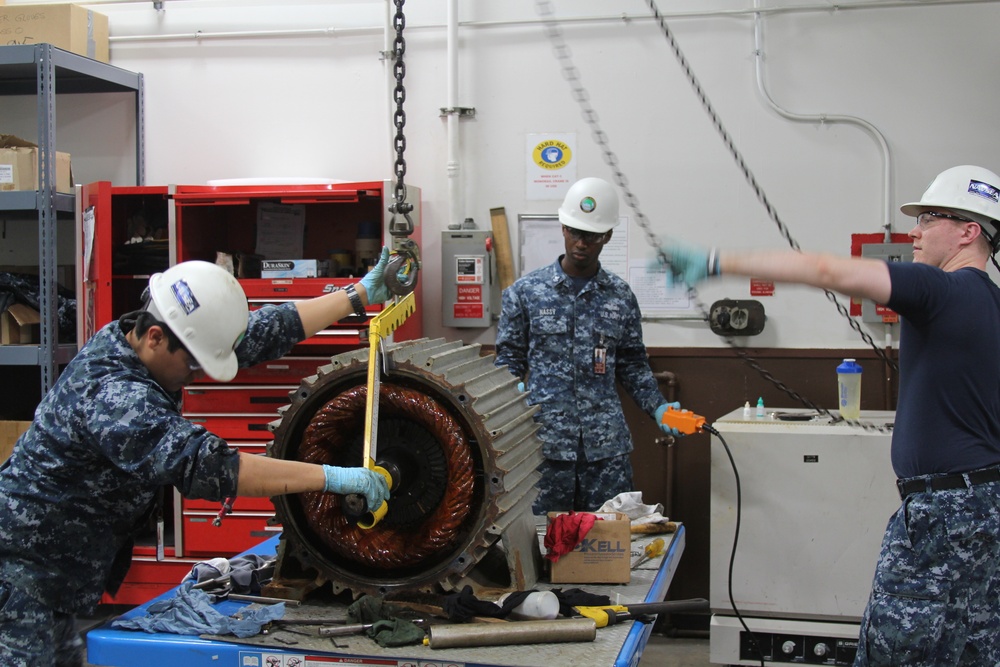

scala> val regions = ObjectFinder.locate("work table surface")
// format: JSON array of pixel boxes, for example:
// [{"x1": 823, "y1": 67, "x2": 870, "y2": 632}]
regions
[{"x1": 87, "y1": 525, "x2": 685, "y2": 667}]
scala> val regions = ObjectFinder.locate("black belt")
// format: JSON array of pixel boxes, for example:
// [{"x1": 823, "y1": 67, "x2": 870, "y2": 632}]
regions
[{"x1": 897, "y1": 466, "x2": 1000, "y2": 500}]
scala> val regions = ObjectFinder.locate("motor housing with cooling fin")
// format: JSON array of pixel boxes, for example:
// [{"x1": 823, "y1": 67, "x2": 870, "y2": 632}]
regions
[{"x1": 264, "y1": 337, "x2": 545, "y2": 601}]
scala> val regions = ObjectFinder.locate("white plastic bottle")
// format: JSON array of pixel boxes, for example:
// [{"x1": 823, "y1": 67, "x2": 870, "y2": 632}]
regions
[
  {"x1": 743, "y1": 401, "x2": 752, "y2": 419},
  {"x1": 837, "y1": 358, "x2": 863, "y2": 420}
]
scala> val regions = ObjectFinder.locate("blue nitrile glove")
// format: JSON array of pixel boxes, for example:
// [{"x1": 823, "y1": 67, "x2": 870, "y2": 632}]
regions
[
  {"x1": 655, "y1": 402, "x2": 685, "y2": 437},
  {"x1": 657, "y1": 242, "x2": 719, "y2": 289},
  {"x1": 360, "y1": 246, "x2": 391, "y2": 305},
  {"x1": 323, "y1": 465, "x2": 390, "y2": 509}
]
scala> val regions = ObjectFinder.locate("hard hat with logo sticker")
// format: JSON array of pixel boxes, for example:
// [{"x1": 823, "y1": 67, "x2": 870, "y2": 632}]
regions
[
  {"x1": 900, "y1": 165, "x2": 1000, "y2": 249},
  {"x1": 558, "y1": 177, "x2": 621, "y2": 234},
  {"x1": 145, "y1": 261, "x2": 249, "y2": 381}
]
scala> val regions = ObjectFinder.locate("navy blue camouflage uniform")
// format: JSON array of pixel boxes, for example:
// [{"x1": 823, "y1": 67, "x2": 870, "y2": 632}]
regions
[
  {"x1": 495, "y1": 257, "x2": 667, "y2": 514},
  {"x1": 0, "y1": 303, "x2": 303, "y2": 666},
  {"x1": 855, "y1": 262, "x2": 1000, "y2": 666}
]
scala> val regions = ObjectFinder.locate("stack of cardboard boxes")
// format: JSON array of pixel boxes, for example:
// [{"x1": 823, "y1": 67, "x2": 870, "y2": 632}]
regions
[
  {"x1": 0, "y1": 3, "x2": 109, "y2": 62},
  {"x1": 0, "y1": 3, "x2": 112, "y2": 193},
  {"x1": 0, "y1": 4, "x2": 109, "y2": 348}
]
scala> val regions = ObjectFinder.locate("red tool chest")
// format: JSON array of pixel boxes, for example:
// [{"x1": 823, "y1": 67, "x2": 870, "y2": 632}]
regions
[{"x1": 80, "y1": 180, "x2": 423, "y2": 604}]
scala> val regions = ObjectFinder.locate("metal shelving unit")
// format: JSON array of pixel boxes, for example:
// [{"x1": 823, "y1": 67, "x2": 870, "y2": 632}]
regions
[{"x1": 0, "y1": 44, "x2": 144, "y2": 398}]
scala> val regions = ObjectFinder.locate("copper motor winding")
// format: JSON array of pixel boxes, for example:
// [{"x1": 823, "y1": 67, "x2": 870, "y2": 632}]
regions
[{"x1": 297, "y1": 383, "x2": 474, "y2": 569}]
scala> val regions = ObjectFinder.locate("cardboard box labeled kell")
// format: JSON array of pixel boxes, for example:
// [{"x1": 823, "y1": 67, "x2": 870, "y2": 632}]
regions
[
  {"x1": 0, "y1": 421, "x2": 31, "y2": 465},
  {"x1": 261, "y1": 259, "x2": 319, "y2": 279},
  {"x1": 1, "y1": 303, "x2": 40, "y2": 345},
  {"x1": 0, "y1": 135, "x2": 72, "y2": 193},
  {"x1": 0, "y1": 3, "x2": 109, "y2": 63},
  {"x1": 547, "y1": 511, "x2": 631, "y2": 584}
]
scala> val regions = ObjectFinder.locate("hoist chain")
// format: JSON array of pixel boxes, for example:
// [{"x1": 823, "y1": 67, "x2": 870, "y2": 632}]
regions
[
  {"x1": 640, "y1": 0, "x2": 894, "y2": 373},
  {"x1": 385, "y1": 0, "x2": 420, "y2": 296},
  {"x1": 390, "y1": 0, "x2": 411, "y2": 219},
  {"x1": 536, "y1": 0, "x2": 894, "y2": 432}
]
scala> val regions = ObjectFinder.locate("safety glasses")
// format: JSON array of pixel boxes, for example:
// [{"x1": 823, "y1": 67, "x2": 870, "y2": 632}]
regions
[
  {"x1": 180, "y1": 346, "x2": 201, "y2": 372},
  {"x1": 562, "y1": 225, "x2": 608, "y2": 244},
  {"x1": 916, "y1": 211, "x2": 974, "y2": 229}
]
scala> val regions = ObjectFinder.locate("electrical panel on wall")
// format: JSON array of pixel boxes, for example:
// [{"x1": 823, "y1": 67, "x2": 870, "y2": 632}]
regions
[
  {"x1": 860, "y1": 242, "x2": 913, "y2": 323},
  {"x1": 441, "y1": 226, "x2": 501, "y2": 328}
]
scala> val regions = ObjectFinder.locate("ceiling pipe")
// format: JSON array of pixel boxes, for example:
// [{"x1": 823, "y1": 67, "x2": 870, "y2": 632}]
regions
[
  {"x1": 752, "y1": 0, "x2": 894, "y2": 236},
  {"x1": 107, "y1": 0, "x2": 1000, "y2": 43}
]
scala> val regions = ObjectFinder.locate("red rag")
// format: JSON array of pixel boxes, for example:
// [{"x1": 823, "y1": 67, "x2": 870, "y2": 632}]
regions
[{"x1": 543, "y1": 512, "x2": 599, "y2": 563}]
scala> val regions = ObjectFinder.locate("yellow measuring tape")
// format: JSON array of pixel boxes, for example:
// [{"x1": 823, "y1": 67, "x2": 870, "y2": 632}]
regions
[{"x1": 356, "y1": 291, "x2": 415, "y2": 529}]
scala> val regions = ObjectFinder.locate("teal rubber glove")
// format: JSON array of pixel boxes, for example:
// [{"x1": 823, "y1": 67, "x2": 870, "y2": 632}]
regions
[
  {"x1": 655, "y1": 401, "x2": 685, "y2": 437},
  {"x1": 360, "y1": 247, "x2": 391, "y2": 305},
  {"x1": 658, "y1": 242, "x2": 719, "y2": 288},
  {"x1": 322, "y1": 465, "x2": 390, "y2": 509}
]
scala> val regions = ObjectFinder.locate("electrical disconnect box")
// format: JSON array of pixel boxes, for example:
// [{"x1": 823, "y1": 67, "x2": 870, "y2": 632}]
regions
[
  {"x1": 442, "y1": 227, "x2": 501, "y2": 328},
  {"x1": 861, "y1": 243, "x2": 913, "y2": 323}
]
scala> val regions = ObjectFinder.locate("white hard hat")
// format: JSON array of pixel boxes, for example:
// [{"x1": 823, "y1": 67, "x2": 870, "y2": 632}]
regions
[
  {"x1": 900, "y1": 165, "x2": 1000, "y2": 247},
  {"x1": 558, "y1": 177, "x2": 621, "y2": 234},
  {"x1": 146, "y1": 261, "x2": 249, "y2": 381}
]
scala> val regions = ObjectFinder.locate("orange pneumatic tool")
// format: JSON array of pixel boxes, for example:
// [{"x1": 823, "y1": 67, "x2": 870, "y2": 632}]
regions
[{"x1": 659, "y1": 405, "x2": 707, "y2": 435}]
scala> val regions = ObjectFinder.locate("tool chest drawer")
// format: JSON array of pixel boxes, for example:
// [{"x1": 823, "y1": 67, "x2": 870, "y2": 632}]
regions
[
  {"x1": 182, "y1": 511, "x2": 280, "y2": 556},
  {"x1": 192, "y1": 356, "x2": 326, "y2": 385},
  {"x1": 246, "y1": 303, "x2": 367, "y2": 351},
  {"x1": 183, "y1": 385, "x2": 296, "y2": 413},
  {"x1": 184, "y1": 494, "x2": 275, "y2": 513},
  {"x1": 242, "y1": 277, "x2": 377, "y2": 302},
  {"x1": 185, "y1": 414, "x2": 276, "y2": 440}
]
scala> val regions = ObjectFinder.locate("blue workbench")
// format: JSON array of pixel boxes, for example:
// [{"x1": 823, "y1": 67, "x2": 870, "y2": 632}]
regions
[{"x1": 87, "y1": 525, "x2": 685, "y2": 667}]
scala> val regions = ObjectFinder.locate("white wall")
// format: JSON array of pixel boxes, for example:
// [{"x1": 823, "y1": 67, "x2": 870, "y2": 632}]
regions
[{"x1": 9, "y1": 0, "x2": 1000, "y2": 350}]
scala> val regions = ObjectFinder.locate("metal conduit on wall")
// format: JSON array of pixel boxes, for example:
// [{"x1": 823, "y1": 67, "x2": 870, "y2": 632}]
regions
[{"x1": 103, "y1": 0, "x2": 1000, "y2": 43}]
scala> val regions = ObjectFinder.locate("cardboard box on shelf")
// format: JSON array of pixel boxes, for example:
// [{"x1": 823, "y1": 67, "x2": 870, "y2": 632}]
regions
[
  {"x1": 0, "y1": 421, "x2": 31, "y2": 464},
  {"x1": 0, "y1": 3, "x2": 109, "y2": 63},
  {"x1": 547, "y1": 511, "x2": 631, "y2": 584},
  {"x1": 0, "y1": 135, "x2": 72, "y2": 193},
  {"x1": 1, "y1": 303, "x2": 40, "y2": 345}
]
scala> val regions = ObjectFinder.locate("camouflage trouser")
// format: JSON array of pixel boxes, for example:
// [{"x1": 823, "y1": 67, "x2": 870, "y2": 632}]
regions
[
  {"x1": 855, "y1": 477, "x2": 1000, "y2": 667},
  {"x1": 0, "y1": 580, "x2": 84, "y2": 667},
  {"x1": 532, "y1": 448, "x2": 633, "y2": 514}
]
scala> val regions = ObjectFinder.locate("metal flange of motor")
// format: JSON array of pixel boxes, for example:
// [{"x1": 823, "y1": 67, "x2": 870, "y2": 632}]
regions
[{"x1": 264, "y1": 337, "x2": 545, "y2": 600}]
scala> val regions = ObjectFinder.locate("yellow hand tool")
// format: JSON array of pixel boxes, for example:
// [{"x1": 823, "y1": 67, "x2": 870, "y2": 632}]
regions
[
  {"x1": 574, "y1": 598, "x2": 709, "y2": 629},
  {"x1": 631, "y1": 537, "x2": 665, "y2": 569},
  {"x1": 343, "y1": 290, "x2": 415, "y2": 529}
]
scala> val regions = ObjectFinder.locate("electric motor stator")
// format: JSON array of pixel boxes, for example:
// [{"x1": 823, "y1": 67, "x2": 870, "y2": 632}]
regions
[{"x1": 264, "y1": 338, "x2": 545, "y2": 600}]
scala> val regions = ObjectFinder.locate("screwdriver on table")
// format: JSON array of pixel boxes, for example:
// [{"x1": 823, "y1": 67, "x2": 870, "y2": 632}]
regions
[{"x1": 631, "y1": 537, "x2": 665, "y2": 569}]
